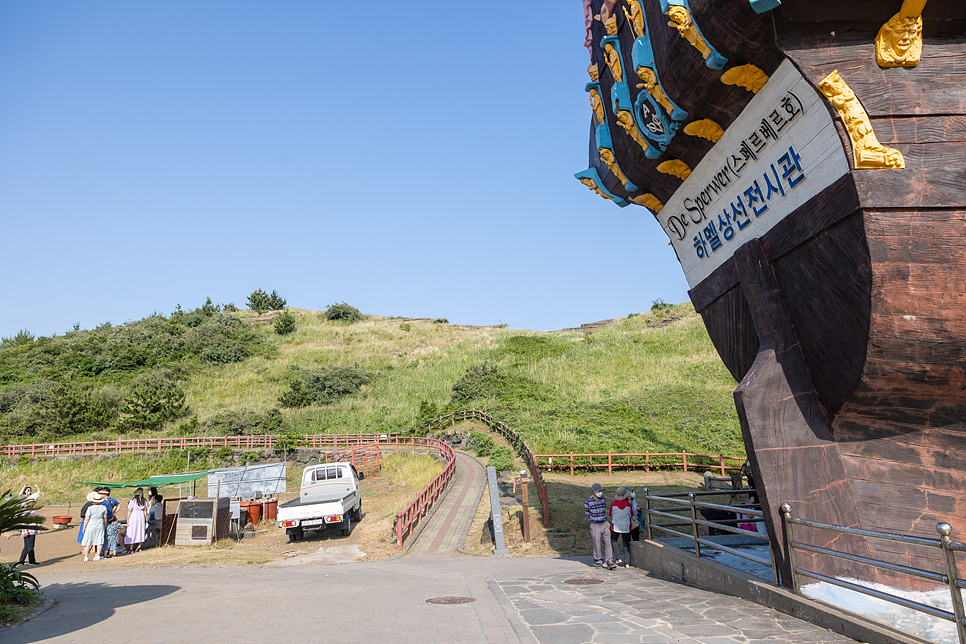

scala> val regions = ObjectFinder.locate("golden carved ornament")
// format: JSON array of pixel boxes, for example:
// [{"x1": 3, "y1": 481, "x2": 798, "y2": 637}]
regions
[
  {"x1": 622, "y1": 1, "x2": 645, "y2": 39},
  {"x1": 599, "y1": 147, "x2": 633, "y2": 187},
  {"x1": 634, "y1": 194, "x2": 664, "y2": 212},
  {"x1": 603, "y1": 14, "x2": 618, "y2": 36},
  {"x1": 876, "y1": 0, "x2": 926, "y2": 68},
  {"x1": 657, "y1": 159, "x2": 692, "y2": 180},
  {"x1": 578, "y1": 176, "x2": 614, "y2": 202},
  {"x1": 604, "y1": 43, "x2": 623, "y2": 83},
  {"x1": 587, "y1": 63, "x2": 599, "y2": 82},
  {"x1": 684, "y1": 119, "x2": 724, "y2": 143},
  {"x1": 818, "y1": 70, "x2": 904, "y2": 169},
  {"x1": 589, "y1": 89, "x2": 606, "y2": 126},
  {"x1": 720, "y1": 65, "x2": 769, "y2": 93},
  {"x1": 666, "y1": 6, "x2": 712, "y2": 61},
  {"x1": 616, "y1": 111, "x2": 650, "y2": 153},
  {"x1": 636, "y1": 67, "x2": 675, "y2": 116}
]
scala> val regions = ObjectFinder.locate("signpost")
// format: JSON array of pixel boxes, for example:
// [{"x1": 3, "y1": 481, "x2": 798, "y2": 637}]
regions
[
  {"x1": 487, "y1": 466, "x2": 509, "y2": 555},
  {"x1": 515, "y1": 471, "x2": 533, "y2": 543}
]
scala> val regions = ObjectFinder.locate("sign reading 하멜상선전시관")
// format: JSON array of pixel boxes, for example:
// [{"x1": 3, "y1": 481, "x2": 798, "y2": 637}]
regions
[{"x1": 660, "y1": 59, "x2": 850, "y2": 288}]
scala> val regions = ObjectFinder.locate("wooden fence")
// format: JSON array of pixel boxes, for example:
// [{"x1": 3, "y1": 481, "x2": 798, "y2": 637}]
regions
[
  {"x1": 532, "y1": 452, "x2": 746, "y2": 476},
  {"x1": 0, "y1": 434, "x2": 398, "y2": 457},
  {"x1": 393, "y1": 437, "x2": 457, "y2": 548},
  {"x1": 419, "y1": 409, "x2": 549, "y2": 526}
]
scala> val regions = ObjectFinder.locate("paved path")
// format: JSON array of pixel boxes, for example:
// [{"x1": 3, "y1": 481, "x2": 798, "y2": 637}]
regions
[
  {"x1": 6, "y1": 557, "x2": 859, "y2": 644},
  {"x1": 407, "y1": 451, "x2": 485, "y2": 558}
]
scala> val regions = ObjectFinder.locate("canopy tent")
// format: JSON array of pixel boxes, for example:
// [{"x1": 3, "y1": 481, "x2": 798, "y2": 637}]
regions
[{"x1": 76, "y1": 472, "x2": 210, "y2": 489}]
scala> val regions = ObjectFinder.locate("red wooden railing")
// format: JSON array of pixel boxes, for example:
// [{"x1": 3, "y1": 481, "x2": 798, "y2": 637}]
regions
[
  {"x1": 418, "y1": 409, "x2": 550, "y2": 527},
  {"x1": 393, "y1": 437, "x2": 457, "y2": 548},
  {"x1": 0, "y1": 433, "x2": 398, "y2": 457},
  {"x1": 532, "y1": 451, "x2": 746, "y2": 476}
]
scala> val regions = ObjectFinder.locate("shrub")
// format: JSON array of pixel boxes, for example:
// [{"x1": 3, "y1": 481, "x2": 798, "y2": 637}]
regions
[
  {"x1": 247, "y1": 289, "x2": 286, "y2": 313},
  {"x1": 273, "y1": 311, "x2": 297, "y2": 336},
  {"x1": 487, "y1": 446, "x2": 515, "y2": 473},
  {"x1": 651, "y1": 298, "x2": 670, "y2": 312},
  {"x1": 433, "y1": 318, "x2": 448, "y2": 324},
  {"x1": 120, "y1": 369, "x2": 190, "y2": 431},
  {"x1": 0, "y1": 330, "x2": 34, "y2": 349},
  {"x1": 399, "y1": 323, "x2": 411, "y2": 332},
  {"x1": 414, "y1": 400, "x2": 439, "y2": 429},
  {"x1": 223, "y1": 303, "x2": 238, "y2": 313},
  {"x1": 468, "y1": 430, "x2": 493, "y2": 457},
  {"x1": 323, "y1": 302, "x2": 363, "y2": 324},
  {"x1": 278, "y1": 366, "x2": 373, "y2": 408},
  {"x1": 202, "y1": 408, "x2": 286, "y2": 436}
]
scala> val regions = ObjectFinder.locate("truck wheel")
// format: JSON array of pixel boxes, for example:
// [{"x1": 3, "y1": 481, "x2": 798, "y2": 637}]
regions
[
  {"x1": 352, "y1": 501, "x2": 362, "y2": 522},
  {"x1": 288, "y1": 528, "x2": 303, "y2": 543},
  {"x1": 341, "y1": 515, "x2": 351, "y2": 536}
]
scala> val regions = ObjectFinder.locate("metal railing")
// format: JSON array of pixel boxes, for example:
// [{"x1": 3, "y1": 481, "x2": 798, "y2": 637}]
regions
[
  {"x1": 781, "y1": 503, "x2": 966, "y2": 644},
  {"x1": 643, "y1": 488, "x2": 778, "y2": 585}
]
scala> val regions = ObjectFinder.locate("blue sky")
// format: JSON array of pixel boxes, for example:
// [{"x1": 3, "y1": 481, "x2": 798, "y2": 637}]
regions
[{"x1": 0, "y1": 1, "x2": 689, "y2": 338}]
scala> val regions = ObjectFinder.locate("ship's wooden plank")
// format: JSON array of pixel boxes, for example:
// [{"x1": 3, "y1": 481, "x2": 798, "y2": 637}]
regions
[
  {"x1": 777, "y1": 37, "x2": 966, "y2": 117},
  {"x1": 853, "y1": 168, "x2": 966, "y2": 209},
  {"x1": 772, "y1": 214, "x2": 871, "y2": 415},
  {"x1": 696, "y1": 285, "x2": 758, "y2": 382},
  {"x1": 896, "y1": 142, "x2": 966, "y2": 170},
  {"x1": 851, "y1": 480, "x2": 965, "y2": 517},
  {"x1": 871, "y1": 116, "x2": 966, "y2": 145},
  {"x1": 840, "y1": 454, "x2": 966, "y2": 492},
  {"x1": 832, "y1": 435, "x2": 965, "y2": 472},
  {"x1": 689, "y1": 258, "x2": 738, "y2": 311}
]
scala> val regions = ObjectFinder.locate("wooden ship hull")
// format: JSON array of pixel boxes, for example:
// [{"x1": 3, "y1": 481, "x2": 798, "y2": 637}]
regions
[{"x1": 578, "y1": 0, "x2": 966, "y2": 587}]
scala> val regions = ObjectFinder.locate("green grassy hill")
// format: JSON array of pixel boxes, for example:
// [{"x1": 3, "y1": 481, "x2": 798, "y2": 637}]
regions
[{"x1": 0, "y1": 302, "x2": 745, "y2": 458}]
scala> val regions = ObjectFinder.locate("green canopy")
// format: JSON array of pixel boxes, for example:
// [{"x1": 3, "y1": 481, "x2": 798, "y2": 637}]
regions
[{"x1": 76, "y1": 472, "x2": 210, "y2": 489}]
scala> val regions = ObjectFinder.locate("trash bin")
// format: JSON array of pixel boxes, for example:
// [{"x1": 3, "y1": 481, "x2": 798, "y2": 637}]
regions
[
  {"x1": 240, "y1": 501, "x2": 261, "y2": 526},
  {"x1": 262, "y1": 498, "x2": 278, "y2": 521}
]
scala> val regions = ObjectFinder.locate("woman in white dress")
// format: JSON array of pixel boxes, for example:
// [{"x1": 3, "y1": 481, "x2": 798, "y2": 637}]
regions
[
  {"x1": 125, "y1": 488, "x2": 148, "y2": 552},
  {"x1": 81, "y1": 492, "x2": 107, "y2": 561}
]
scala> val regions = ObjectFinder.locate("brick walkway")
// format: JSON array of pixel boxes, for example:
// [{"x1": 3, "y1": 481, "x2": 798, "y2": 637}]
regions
[{"x1": 407, "y1": 451, "x2": 485, "y2": 557}]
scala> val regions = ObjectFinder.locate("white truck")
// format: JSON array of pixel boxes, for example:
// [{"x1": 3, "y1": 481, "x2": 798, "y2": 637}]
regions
[{"x1": 277, "y1": 462, "x2": 365, "y2": 542}]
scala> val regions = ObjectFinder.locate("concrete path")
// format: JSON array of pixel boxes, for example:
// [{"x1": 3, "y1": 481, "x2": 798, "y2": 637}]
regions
[
  {"x1": 406, "y1": 451, "x2": 485, "y2": 558},
  {"x1": 7, "y1": 556, "x2": 860, "y2": 644}
]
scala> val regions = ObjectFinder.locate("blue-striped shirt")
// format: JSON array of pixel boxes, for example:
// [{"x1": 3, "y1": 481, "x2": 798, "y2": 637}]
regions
[{"x1": 585, "y1": 494, "x2": 607, "y2": 522}]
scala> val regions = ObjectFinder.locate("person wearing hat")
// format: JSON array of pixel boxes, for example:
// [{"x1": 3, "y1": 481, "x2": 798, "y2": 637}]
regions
[
  {"x1": 81, "y1": 492, "x2": 108, "y2": 561},
  {"x1": 609, "y1": 487, "x2": 633, "y2": 568},
  {"x1": 125, "y1": 488, "x2": 148, "y2": 552},
  {"x1": 584, "y1": 483, "x2": 615, "y2": 569}
]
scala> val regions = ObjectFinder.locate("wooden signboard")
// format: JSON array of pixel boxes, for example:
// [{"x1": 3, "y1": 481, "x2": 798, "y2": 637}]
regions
[{"x1": 174, "y1": 497, "x2": 230, "y2": 547}]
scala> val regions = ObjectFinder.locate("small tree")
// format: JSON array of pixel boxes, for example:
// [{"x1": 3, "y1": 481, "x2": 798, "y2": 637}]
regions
[
  {"x1": 121, "y1": 369, "x2": 190, "y2": 431},
  {"x1": 323, "y1": 302, "x2": 363, "y2": 323},
  {"x1": 248, "y1": 289, "x2": 286, "y2": 314},
  {"x1": 274, "y1": 311, "x2": 297, "y2": 336}
]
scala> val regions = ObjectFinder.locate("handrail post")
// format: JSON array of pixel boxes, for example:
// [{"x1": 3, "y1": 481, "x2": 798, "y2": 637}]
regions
[
  {"x1": 938, "y1": 523, "x2": 966, "y2": 644},
  {"x1": 643, "y1": 488, "x2": 652, "y2": 540},
  {"x1": 683, "y1": 452, "x2": 688, "y2": 472},
  {"x1": 608, "y1": 452, "x2": 612, "y2": 475},
  {"x1": 781, "y1": 503, "x2": 800, "y2": 593},
  {"x1": 689, "y1": 493, "x2": 701, "y2": 558},
  {"x1": 719, "y1": 454, "x2": 725, "y2": 476}
]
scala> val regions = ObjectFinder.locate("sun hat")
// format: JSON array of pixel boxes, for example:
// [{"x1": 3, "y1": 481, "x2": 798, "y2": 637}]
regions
[
  {"x1": 86, "y1": 491, "x2": 104, "y2": 503},
  {"x1": 591, "y1": 483, "x2": 604, "y2": 491},
  {"x1": 615, "y1": 486, "x2": 628, "y2": 500}
]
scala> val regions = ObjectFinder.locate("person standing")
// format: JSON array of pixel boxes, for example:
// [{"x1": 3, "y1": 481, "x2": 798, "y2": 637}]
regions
[
  {"x1": 584, "y1": 483, "x2": 615, "y2": 570},
  {"x1": 609, "y1": 487, "x2": 633, "y2": 567},
  {"x1": 81, "y1": 492, "x2": 107, "y2": 561},
  {"x1": 629, "y1": 489, "x2": 641, "y2": 541},
  {"x1": 125, "y1": 488, "x2": 148, "y2": 552},
  {"x1": 17, "y1": 503, "x2": 40, "y2": 566}
]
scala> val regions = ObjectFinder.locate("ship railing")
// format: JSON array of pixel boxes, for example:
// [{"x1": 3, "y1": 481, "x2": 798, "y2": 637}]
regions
[
  {"x1": 642, "y1": 488, "x2": 778, "y2": 585},
  {"x1": 780, "y1": 503, "x2": 966, "y2": 644}
]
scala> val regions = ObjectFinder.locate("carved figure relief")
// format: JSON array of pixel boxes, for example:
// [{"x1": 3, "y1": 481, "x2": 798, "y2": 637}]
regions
[
  {"x1": 616, "y1": 110, "x2": 651, "y2": 153},
  {"x1": 818, "y1": 70, "x2": 905, "y2": 169},
  {"x1": 604, "y1": 43, "x2": 623, "y2": 82},
  {"x1": 657, "y1": 159, "x2": 692, "y2": 180},
  {"x1": 587, "y1": 63, "x2": 599, "y2": 82},
  {"x1": 636, "y1": 67, "x2": 676, "y2": 117},
  {"x1": 667, "y1": 6, "x2": 712, "y2": 61},
  {"x1": 876, "y1": 0, "x2": 927, "y2": 68},
  {"x1": 599, "y1": 147, "x2": 636, "y2": 189},
  {"x1": 623, "y1": 0, "x2": 645, "y2": 39},
  {"x1": 578, "y1": 176, "x2": 615, "y2": 202},
  {"x1": 634, "y1": 193, "x2": 664, "y2": 212},
  {"x1": 720, "y1": 64, "x2": 769, "y2": 93},
  {"x1": 589, "y1": 89, "x2": 606, "y2": 126},
  {"x1": 683, "y1": 119, "x2": 724, "y2": 143}
]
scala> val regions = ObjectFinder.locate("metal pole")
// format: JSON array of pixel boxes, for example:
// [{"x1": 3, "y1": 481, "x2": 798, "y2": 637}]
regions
[
  {"x1": 643, "y1": 488, "x2": 652, "y2": 540},
  {"x1": 781, "y1": 503, "x2": 800, "y2": 593},
  {"x1": 938, "y1": 523, "x2": 966, "y2": 644},
  {"x1": 689, "y1": 493, "x2": 700, "y2": 558}
]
